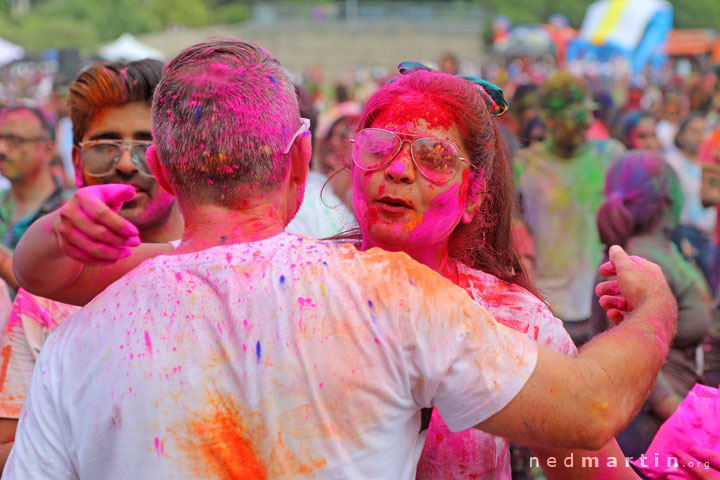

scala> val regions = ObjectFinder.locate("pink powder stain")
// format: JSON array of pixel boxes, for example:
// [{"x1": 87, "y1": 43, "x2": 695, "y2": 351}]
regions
[
  {"x1": 144, "y1": 330, "x2": 153, "y2": 355},
  {"x1": 154, "y1": 436, "x2": 166, "y2": 457},
  {"x1": 175, "y1": 272, "x2": 182, "y2": 282}
]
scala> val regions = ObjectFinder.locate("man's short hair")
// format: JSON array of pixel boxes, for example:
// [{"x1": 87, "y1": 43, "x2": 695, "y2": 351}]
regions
[
  {"x1": 151, "y1": 38, "x2": 300, "y2": 207},
  {"x1": 68, "y1": 59, "x2": 164, "y2": 145},
  {"x1": 0, "y1": 105, "x2": 55, "y2": 141},
  {"x1": 539, "y1": 72, "x2": 589, "y2": 115}
]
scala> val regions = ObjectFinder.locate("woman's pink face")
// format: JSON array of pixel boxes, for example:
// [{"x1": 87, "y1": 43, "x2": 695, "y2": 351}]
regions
[{"x1": 352, "y1": 96, "x2": 476, "y2": 251}]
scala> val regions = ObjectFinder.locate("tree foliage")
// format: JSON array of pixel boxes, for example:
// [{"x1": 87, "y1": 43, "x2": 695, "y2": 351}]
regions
[{"x1": 0, "y1": 0, "x2": 719, "y2": 53}]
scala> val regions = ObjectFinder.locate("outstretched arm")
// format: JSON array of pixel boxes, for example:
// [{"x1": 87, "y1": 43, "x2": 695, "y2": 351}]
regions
[
  {"x1": 13, "y1": 184, "x2": 172, "y2": 306},
  {"x1": 477, "y1": 246, "x2": 677, "y2": 451}
]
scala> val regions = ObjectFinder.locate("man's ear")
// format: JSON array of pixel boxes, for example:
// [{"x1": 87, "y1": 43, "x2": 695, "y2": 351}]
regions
[
  {"x1": 146, "y1": 145, "x2": 175, "y2": 196},
  {"x1": 71, "y1": 145, "x2": 84, "y2": 188},
  {"x1": 461, "y1": 191, "x2": 483, "y2": 224},
  {"x1": 289, "y1": 131, "x2": 312, "y2": 190}
]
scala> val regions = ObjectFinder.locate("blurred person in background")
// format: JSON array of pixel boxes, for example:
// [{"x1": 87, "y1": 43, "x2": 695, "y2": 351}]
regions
[
  {"x1": 586, "y1": 91, "x2": 614, "y2": 141},
  {"x1": 0, "y1": 106, "x2": 63, "y2": 291},
  {"x1": 515, "y1": 72, "x2": 625, "y2": 346},
  {"x1": 657, "y1": 86, "x2": 690, "y2": 150},
  {"x1": 47, "y1": 79, "x2": 75, "y2": 188},
  {"x1": 286, "y1": 85, "x2": 357, "y2": 238},
  {"x1": 594, "y1": 151, "x2": 711, "y2": 467},
  {"x1": 619, "y1": 111, "x2": 662, "y2": 151},
  {"x1": 666, "y1": 112, "x2": 716, "y2": 291}
]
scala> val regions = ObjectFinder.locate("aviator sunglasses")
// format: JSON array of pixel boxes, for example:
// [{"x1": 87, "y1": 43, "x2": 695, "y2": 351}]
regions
[{"x1": 350, "y1": 128, "x2": 475, "y2": 183}]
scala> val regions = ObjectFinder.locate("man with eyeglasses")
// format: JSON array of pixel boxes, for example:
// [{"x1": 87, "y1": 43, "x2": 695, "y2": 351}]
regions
[
  {"x1": 0, "y1": 59, "x2": 183, "y2": 471},
  {"x1": 0, "y1": 106, "x2": 64, "y2": 291}
]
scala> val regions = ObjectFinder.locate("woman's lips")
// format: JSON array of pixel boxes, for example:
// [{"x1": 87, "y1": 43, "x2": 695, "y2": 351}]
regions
[{"x1": 376, "y1": 197, "x2": 414, "y2": 215}]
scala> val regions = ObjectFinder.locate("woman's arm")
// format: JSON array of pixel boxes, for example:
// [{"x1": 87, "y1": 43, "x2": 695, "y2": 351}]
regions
[{"x1": 13, "y1": 185, "x2": 172, "y2": 306}]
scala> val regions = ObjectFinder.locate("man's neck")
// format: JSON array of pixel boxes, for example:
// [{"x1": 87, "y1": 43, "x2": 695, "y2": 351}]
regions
[
  {"x1": 138, "y1": 202, "x2": 184, "y2": 244},
  {"x1": 173, "y1": 201, "x2": 287, "y2": 254}
]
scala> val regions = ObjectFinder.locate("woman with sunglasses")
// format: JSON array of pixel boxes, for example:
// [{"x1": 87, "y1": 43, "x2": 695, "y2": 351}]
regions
[
  {"x1": 346, "y1": 65, "x2": 636, "y2": 479},
  {"x1": 15, "y1": 66, "x2": 637, "y2": 478}
]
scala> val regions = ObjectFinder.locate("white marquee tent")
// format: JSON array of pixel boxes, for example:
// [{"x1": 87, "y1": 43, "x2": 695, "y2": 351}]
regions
[{"x1": 98, "y1": 33, "x2": 165, "y2": 62}]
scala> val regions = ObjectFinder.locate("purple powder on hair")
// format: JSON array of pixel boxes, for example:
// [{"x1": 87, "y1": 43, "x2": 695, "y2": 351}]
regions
[{"x1": 194, "y1": 105, "x2": 201, "y2": 123}]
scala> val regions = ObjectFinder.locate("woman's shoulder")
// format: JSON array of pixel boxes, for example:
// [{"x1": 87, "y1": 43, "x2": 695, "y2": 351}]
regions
[
  {"x1": 457, "y1": 263, "x2": 576, "y2": 356},
  {"x1": 456, "y1": 263, "x2": 543, "y2": 308}
]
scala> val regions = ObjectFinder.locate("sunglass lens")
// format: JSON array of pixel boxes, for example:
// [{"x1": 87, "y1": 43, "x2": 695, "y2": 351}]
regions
[
  {"x1": 84, "y1": 144, "x2": 121, "y2": 176},
  {"x1": 354, "y1": 129, "x2": 399, "y2": 169},
  {"x1": 412, "y1": 138, "x2": 458, "y2": 182}
]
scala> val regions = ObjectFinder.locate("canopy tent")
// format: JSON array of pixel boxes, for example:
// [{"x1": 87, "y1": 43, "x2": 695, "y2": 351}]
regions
[
  {"x1": 98, "y1": 33, "x2": 164, "y2": 62},
  {"x1": 0, "y1": 37, "x2": 24, "y2": 67},
  {"x1": 495, "y1": 25, "x2": 555, "y2": 58},
  {"x1": 567, "y1": 0, "x2": 673, "y2": 74}
]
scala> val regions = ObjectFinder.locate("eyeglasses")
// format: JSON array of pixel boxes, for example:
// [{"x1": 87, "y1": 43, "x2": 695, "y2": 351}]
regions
[
  {"x1": 350, "y1": 128, "x2": 473, "y2": 183},
  {"x1": 78, "y1": 139, "x2": 154, "y2": 178},
  {"x1": 282, "y1": 118, "x2": 311, "y2": 155},
  {"x1": 0, "y1": 133, "x2": 49, "y2": 148}
]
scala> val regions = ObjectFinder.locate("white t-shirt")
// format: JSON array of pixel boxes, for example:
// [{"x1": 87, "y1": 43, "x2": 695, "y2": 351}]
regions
[
  {"x1": 0, "y1": 288, "x2": 79, "y2": 419},
  {"x1": 5, "y1": 233, "x2": 537, "y2": 480}
]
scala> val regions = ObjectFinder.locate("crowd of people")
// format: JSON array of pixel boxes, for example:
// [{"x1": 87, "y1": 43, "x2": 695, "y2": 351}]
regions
[{"x1": 0, "y1": 38, "x2": 716, "y2": 479}]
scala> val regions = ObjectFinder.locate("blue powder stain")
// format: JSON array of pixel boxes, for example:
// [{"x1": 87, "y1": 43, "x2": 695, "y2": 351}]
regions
[
  {"x1": 408, "y1": 278, "x2": 414, "y2": 286},
  {"x1": 279, "y1": 275, "x2": 285, "y2": 285},
  {"x1": 219, "y1": 235, "x2": 227, "y2": 244},
  {"x1": 322, "y1": 261, "x2": 328, "y2": 268},
  {"x1": 269, "y1": 75, "x2": 277, "y2": 85},
  {"x1": 194, "y1": 105, "x2": 201, "y2": 123},
  {"x1": 370, "y1": 313, "x2": 378, "y2": 327},
  {"x1": 368, "y1": 300, "x2": 374, "y2": 308},
  {"x1": 256, "y1": 341, "x2": 261, "y2": 363}
]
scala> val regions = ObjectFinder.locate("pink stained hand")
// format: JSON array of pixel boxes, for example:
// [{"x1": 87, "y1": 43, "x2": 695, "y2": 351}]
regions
[
  {"x1": 595, "y1": 245, "x2": 673, "y2": 326},
  {"x1": 55, "y1": 184, "x2": 141, "y2": 266}
]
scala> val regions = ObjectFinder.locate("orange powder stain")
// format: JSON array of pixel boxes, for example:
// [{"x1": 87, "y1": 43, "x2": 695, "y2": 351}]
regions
[
  {"x1": 0, "y1": 345, "x2": 12, "y2": 391},
  {"x1": 173, "y1": 388, "x2": 327, "y2": 479},
  {"x1": 180, "y1": 393, "x2": 268, "y2": 480}
]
